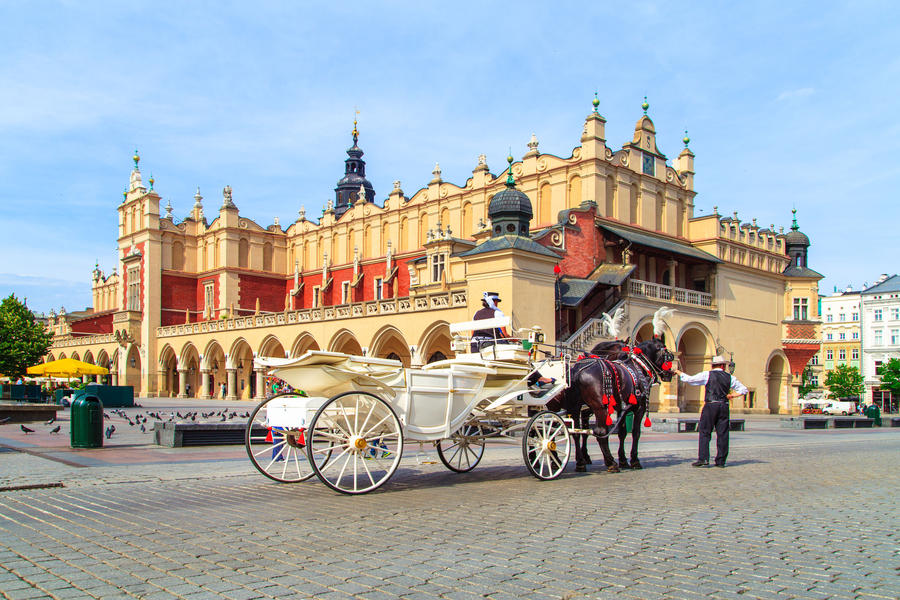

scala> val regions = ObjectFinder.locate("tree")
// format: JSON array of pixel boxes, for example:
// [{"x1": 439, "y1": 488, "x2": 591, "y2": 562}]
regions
[
  {"x1": 823, "y1": 364, "x2": 864, "y2": 399},
  {"x1": 878, "y1": 358, "x2": 900, "y2": 398},
  {"x1": 0, "y1": 294, "x2": 53, "y2": 378}
]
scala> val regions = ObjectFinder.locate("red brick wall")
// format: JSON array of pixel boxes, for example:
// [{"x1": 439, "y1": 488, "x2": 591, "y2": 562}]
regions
[
  {"x1": 70, "y1": 313, "x2": 114, "y2": 335},
  {"x1": 783, "y1": 344, "x2": 820, "y2": 376},
  {"x1": 786, "y1": 323, "x2": 817, "y2": 339},
  {"x1": 540, "y1": 208, "x2": 603, "y2": 278},
  {"x1": 292, "y1": 256, "x2": 414, "y2": 309},
  {"x1": 239, "y1": 274, "x2": 287, "y2": 313}
]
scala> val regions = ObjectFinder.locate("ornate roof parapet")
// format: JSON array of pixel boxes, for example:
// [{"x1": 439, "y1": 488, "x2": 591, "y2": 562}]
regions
[
  {"x1": 524, "y1": 133, "x2": 540, "y2": 158},
  {"x1": 220, "y1": 185, "x2": 237, "y2": 210},
  {"x1": 430, "y1": 162, "x2": 442, "y2": 184}
]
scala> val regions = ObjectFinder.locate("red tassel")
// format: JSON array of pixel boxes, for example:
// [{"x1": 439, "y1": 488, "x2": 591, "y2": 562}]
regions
[
  {"x1": 628, "y1": 393, "x2": 637, "y2": 405},
  {"x1": 600, "y1": 395, "x2": 608, "y2": 405},
  {"x1": 608, "y1": 404, "x2": 615, "y2": 415},
  {"x1": 644, "y1": 416, "x2": 652, "y2": 428},
  {"x1": 265, "y1": 428, "x2": 273, "y2": 443},
  {"x1": 605, "y1": 414, "x2": 613, "y2": 426},
  {"x1": 633, "y1": 347, "x2": 642, "y2": 355},
  {"x1": 298, "y1": 427, "x2": 306, "y2": 446},
  {"x1": 622, "y1": 346, "x2": 630, "y2": 352}
]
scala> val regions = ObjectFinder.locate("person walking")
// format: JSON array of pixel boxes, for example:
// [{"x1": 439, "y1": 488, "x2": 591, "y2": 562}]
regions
[{"x1": 674, "y1": 356, "x2": 747, "y2": 468}]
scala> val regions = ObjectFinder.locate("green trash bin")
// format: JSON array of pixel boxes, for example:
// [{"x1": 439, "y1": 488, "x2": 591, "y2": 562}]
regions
[
  {"x1": 865, "y1": 404, "x2": 882, "y2": 427},
  {"x1": 71, "y1": 394, "x2": 104, "y2": 448},
  {"x1": 625, "y1": 412, "x2": 634, "y2": 433}
]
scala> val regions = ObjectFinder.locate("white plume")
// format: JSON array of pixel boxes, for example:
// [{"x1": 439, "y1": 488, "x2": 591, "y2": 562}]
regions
[
  {"x1": 601, "y1": 307, "x2": 626, "y2": 339},
  {"x1": 652, "y1": 306, "x2": 675, "y2": 337}
]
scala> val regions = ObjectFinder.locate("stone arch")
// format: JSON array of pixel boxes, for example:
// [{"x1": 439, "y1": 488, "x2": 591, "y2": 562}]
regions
[
  {"x1": 71, "y1": 351, "x2": 80, "y2": 361},
  {"x1": 159, "y1": 344, "x2": 179, "y2": 397},
  {"x1": 676, "y1": 324, "x2": 715, "y2": 412},
  {"x1": 258, "y1": 334, "x2": 286, "y2": 358},
  {"x1": 461, "y1": 202, "x2": 473, "y2": 238},
  {"x1": 96, "y1": 349, "x2": 110, "y2": 384},
  {"x1": 328, "y1": 329, "x2": 363, "y2": 356},
  {"x1": 369, "y1": 326, "x2": 411, "y2": 367},
  {"x1": 399, "y1": 217, "x2": 408, "y2": 251},
  {"x1": 290, "y1": 332, "x2": 320, "y2": 358},
  {"x1": 418, "y1": 321, "x2": 452, "y2": 364},
  {"x1": 238, "y1": 238, "x2": 250, "y2": 268},
  {"x1": 124, "y1": 344, "x2": 141, "y2": 390},
  {"x1": 46, "y1": 353, "x2": 56, "y2": 362},
  {"x1": 180, "y1": 343, "x2": 200, "y2": 397},
  {"x1": 58, "y1": 352, "x2": 67, "y2": 360},
  {"x1": 630, "y1": 314, "x2": 675, "y2": 346},
  {"x1": 418, "y1": 211, "x2": 429, "y2": 246},
  {"x1": 766, "y1": 351, "x2": 788, "y2": 415},
  {"x1": 82, "y1": 350, "x2": 94, "y2": 365},
  {"x1": 229, "y1": 338, "x2": 255, "y2": 400},
  {"x1": 203, "y1": 340, "x2": 227, "y2": 398},
  {"x1": 263, "y1": 242, "x2": 273, "y2": 271},
  {"x1": 172, "y1": 241, "x2": 185, "y2": 270}
]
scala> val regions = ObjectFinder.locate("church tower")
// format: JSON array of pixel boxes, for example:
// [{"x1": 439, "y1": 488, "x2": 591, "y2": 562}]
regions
[{"x1": 334, "y1": 116, "x2": 376, "y2": 218}]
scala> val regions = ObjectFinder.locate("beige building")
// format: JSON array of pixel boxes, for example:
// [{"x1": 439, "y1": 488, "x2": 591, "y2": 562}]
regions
[{"x1": 45, "y1": 97, "x2": 820, "y2": 413}]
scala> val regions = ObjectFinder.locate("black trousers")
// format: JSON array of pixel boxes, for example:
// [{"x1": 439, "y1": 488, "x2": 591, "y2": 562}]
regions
[{"x1": 698, "y1": 401, "x2": 729, "y2": 465}]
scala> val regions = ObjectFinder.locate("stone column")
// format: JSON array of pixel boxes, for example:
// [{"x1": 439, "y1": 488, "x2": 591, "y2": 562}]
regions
[
  {"x1": 254, "y1": 369, "x2": 265, "y2": 400},
  {"x1": 111, "y1": 372, "x2": 118, "y2": 386},
  {"x1": 655, "y1": 379, "x2": 680, "y2": 413},
  {"x1": 226, "y1": 368, "x2": 238, "y2": 400},
  {"x1": 177, "y1": 369, "x2": 187, "y2": 398},
  {"x1": 200, "y1": 370, "x2": 211, "y2": 399}
]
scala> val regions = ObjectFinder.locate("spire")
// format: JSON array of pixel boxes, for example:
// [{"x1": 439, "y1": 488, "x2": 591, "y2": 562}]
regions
[
  {"x1": 128, "y1": 149, "x2": 145, "y2": 193},
  {"x1": 642, "y1": 96, "x2": 649, "y2": 115},
  {"x1": 148, "y1": 173, "x2": 155, "y2": 191},
  {"x1": 592, "y1": 92, "x2": 600, "y2": 114},
  {"x1": 165, "y1": 198, "x2": 173, "y2": 219},
  {"x1": 352, "y1": 108, "x2": 359, "y2": 146},
  {"x1": 133, "y1": 150, "x2": 140, "y2": 170},
  {"x1": 193, "y1": 187, "x2": 203, "y2": 209},
  {"x1": 791, "y1": 207, "x2": 799, "y2": 231},
  {"x1": 683, "y1": 130, "x2": 690, "y2": 148},
  {"x1": 505, "y1": 152, "x2": 515, "y2": 188}
]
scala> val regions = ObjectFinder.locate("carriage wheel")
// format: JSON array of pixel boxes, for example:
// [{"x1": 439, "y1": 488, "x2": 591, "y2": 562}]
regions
[
  {"x1": 307, "y1": 391, "x2": 403, "y2": 495},
  {"x1": 245, "y1": 392, "x2": 328, "y2": 483},
  {"x1": 436, "y1": 423, "x2": 487, "y2": 473},
  {"x1": 522, "y1": 411, "x2": 571, "y2": 481}
]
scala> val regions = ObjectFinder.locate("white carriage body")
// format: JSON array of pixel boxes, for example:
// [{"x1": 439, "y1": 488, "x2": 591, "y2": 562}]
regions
[{"x1": 255, "y1": 317, "x2": 567, "y2": 442}]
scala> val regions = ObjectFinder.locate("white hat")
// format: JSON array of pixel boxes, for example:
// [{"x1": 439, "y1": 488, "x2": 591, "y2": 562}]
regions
[{"x1": 711, "y1": 355, "x2": 727, "y2": 366}]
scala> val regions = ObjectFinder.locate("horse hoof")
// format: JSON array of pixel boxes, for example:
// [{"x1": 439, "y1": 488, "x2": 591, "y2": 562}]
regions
[
  {"x1": 585, "y1": 457, "x2": 593, "y2": 465},
  {"x1": 618, "y1": 460, "x2": 631, "y2": 470},
  {"x1": 631, "y1": 461, "x2": 643, "y2": 470},
  {"x1": 607, "y1": 465, "x2": 620, "y2": 474},
  {"x1": 575, "y1": 464, "x2": 587, "y2": 473}
]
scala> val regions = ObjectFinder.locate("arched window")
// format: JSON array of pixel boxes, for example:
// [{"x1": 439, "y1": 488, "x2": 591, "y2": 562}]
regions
[
  {"x1": 262, "y1": 242, "x2": 273, "y2": 271},
  {"x1": 427, "y1": 351, "x2": 447, "y2": 364},
  {"x1": 461, "y1": 202, "x2": 473, "y2": 238},
  {"x1": 399, "y1": 217, "x2": 408, "y2": 251},
  {"x1": 419, "y1": 212, "x2": 428, "y2": 246},
  {"x1": 238, "y1": 239, "x2": 249, "y2": 268},
  {"x1": 172, "y1": 241, "x2": 184, "y2": 271},
  {"x1": 539, "y1": 182, "x2": 552, "y2": 225},
  {"x1": 568, "y1": 175, "x2": 582, "y2": 206}
]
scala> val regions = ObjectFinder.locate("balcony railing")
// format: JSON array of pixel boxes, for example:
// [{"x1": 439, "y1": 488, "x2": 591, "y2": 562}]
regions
[
  {"x1": 628, "y1": 279, "x2": 713, "y2": 308},
  {"x1": 156, "y1": 290, "x2": 467, "y2": 338}
]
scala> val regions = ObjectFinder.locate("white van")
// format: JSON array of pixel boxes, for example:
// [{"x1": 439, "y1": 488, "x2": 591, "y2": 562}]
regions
[{"x1": 823, "y1": 401, "x2": 857, "y2": 416}]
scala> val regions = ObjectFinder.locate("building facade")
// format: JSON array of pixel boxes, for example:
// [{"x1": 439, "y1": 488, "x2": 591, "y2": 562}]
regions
[
  {"x1": 44, "y1": 97, "x2": 820, "y2": 413},
  {"x1": 818, "y1": 289, "x2": 862, "y2": 386},
  {"x1": 860, "y1": 274, "x2": 900, "y2": 412}
]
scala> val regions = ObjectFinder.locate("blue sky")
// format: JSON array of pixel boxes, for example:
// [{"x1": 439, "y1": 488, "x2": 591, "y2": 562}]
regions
[{"x1": 1, "y1": 1, "x2": 898, "y2": 313}]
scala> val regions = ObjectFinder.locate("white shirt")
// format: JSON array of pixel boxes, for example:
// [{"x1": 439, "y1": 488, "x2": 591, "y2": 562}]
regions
[{"x1": 679, "y1": 369, "x2": 749, "y2": 396}]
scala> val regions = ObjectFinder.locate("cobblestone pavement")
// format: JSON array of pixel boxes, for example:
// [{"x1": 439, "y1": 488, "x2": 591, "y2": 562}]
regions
[{"x1": 0, "y1": 415, "x2": 897, "y2": 599}]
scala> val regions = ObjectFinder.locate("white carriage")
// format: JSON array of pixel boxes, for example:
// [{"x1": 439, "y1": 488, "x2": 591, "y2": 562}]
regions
[{"x1": 244, "y1": 316, "x2": 574, "y2": 494}]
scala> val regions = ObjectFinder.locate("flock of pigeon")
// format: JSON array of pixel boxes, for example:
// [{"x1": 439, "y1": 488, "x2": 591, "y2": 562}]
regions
[{"x1": 11, "y1": 409, "x2": 252, "y2": 437}]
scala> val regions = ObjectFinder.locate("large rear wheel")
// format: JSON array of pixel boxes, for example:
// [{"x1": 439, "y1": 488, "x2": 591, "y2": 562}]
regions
[
  {"x1": 307, "y1": 391, "x2": 403, "y2": 494},
  {"x1": 522, "y1": 411, "x2": 571, "y2": 480},
  {"x1": 245, "y1": 393, "x2": 327, "y2": 483},
  {"x1": 436, "y1": 422, "x2": 487, "y2": 473}
]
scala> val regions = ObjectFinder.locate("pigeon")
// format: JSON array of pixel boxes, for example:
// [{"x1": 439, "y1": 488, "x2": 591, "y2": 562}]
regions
[
  {"x1": 127, "y1": 419, "x2": 134, "y2": 426},
  {"x1": 49, "y1": 425, "x2": 61, "y2": 434},
  {"x1": 21, "y1": 424, "x2": 35, "y2": 434},
  {"x1": 140, "y1": 424, "x2": 146, "y2": 433},
  {"x1": 0, "y1": 416, "x2": 11, "y2": 424},
  {"x1": 104, "y1": 425, "x2": 116, "y2": 439},
  {"x1": 45, "y1": 417, "x2": 56, "y2": 425}
]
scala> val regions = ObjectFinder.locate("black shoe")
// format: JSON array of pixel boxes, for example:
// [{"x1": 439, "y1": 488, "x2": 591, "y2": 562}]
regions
[
  {"x1": 714, "y1": 463, "x2": 726, "y2": 468},
  {"x1": 691, "y1": 460, "x2": 709, "y2": 467}
]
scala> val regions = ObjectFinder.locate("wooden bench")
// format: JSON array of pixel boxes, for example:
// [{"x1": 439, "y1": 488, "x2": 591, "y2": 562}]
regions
[{"x1": 154, "y1": 421, "x2": 267, "y2": 447}]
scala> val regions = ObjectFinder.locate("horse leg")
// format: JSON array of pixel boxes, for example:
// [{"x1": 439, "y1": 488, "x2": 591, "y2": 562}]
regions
[
  {"x1": 581, "y1": 409, "x2": 592, "y2": 464},
  {"x1": 592, "y1": 422, "x2": 619, "y2": 473},
  {"x1": 630, "y1": 406, "x2": 644, "y2": 470},
  {"x1": 617, "y1": 413, "x2": 630, "y2": 469}
]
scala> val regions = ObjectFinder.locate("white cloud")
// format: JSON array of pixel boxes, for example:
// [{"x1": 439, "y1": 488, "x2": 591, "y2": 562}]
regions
[{"x1": 776, "y1": 87, "x2": 815, "y2": 102}]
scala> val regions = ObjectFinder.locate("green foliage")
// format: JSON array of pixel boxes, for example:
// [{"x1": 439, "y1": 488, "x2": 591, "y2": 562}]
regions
[
  {"x1": 799, "y1": 365, "x2": 817, "y2": 397},
  {"x1": 823, "y1": 363, "x2": 864, "y2": 399},
  {"x1": 0, "y1": 294, "x2": 53, "y2": 378},
  {"x1": 879, "y1": 358, "x2": 900, "y2": 395}
]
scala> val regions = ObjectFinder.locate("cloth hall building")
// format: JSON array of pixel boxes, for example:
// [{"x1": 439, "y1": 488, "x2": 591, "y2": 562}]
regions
[{"x1": 44, "y1": 97, "x2": 822, "y2": 414}]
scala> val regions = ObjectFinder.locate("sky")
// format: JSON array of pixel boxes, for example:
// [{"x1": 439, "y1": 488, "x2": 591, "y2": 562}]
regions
[{"x1": 1, "y1": 1, "x2": 898, "y2": 314}]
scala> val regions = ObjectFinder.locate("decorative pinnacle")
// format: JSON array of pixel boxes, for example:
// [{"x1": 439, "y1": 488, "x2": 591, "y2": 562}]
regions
[
  {"x1": 148, "y1": 173, "x2": 155, "y2": 190},
  {"x1": 122, "y1": 187, "x2": 127, "y2": 201},
  {"x1": 132, "y1": 150, "x2": 140, "y2": 169},
  {"x1": 505, "y1": 152, "x2": 515, "y2": 188},
  {"x1": 683, "y1": 130, "x2": 690, "y2": 147},
  {"x1": 642, "y1": 96, "x2": 649, "y2": 114},
  {"x1": 592, "y1": 92, "x2": 600, "y2": 113},
  {"x1": 791, "y1": 208, "x2": 799, "y2": 231},
  {"x1": 352, "y1": 108, "x2": 359, "y2": 145}
]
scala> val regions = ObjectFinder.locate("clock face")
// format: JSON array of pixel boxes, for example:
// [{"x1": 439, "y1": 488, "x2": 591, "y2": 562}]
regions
[{"x1": 643, "y1": 153, "x2": 655, "y2": 175}]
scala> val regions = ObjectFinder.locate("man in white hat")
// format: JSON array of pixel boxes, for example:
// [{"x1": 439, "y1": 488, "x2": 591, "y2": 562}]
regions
[{"x1": 673, "y1": 355, "x2": 748, "y2": 468}]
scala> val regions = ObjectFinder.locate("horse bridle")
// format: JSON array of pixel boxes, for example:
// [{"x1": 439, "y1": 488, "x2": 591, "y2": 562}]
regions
[{"x1": 630, "y1": 346, "x2": 674, "y2": 385}]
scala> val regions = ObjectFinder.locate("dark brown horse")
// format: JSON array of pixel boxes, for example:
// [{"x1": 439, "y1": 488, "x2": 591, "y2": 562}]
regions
[{"x1": 550, "y1": 337, "x2": 674, "y2": 472}]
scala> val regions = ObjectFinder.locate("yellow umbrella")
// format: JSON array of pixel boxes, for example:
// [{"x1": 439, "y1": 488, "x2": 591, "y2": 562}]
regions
[{"x1": 27, "y1": 358, "x2": 108, "y2": 377}]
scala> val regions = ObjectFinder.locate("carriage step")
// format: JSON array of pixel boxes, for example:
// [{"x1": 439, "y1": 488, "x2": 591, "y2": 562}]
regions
[
  {"x1": 651, "y1": 418, "x2": 745, "y2": 433},
  {"x1": 153, "y1": 421, "x2": 265, "y2": 447}
]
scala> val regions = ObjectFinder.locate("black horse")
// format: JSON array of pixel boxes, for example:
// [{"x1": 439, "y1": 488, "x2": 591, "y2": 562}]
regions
[{"x1": 549, "y1": 337, "x2": 674, "y2": 472}]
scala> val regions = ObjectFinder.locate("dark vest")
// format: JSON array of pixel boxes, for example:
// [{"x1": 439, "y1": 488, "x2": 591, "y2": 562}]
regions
[
  {"x1": 473, "y1": 306, "x2": 498, "y2": 338},
  {"x1": 704, "y1": 369, "x2": 731, "y2": 403}
]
